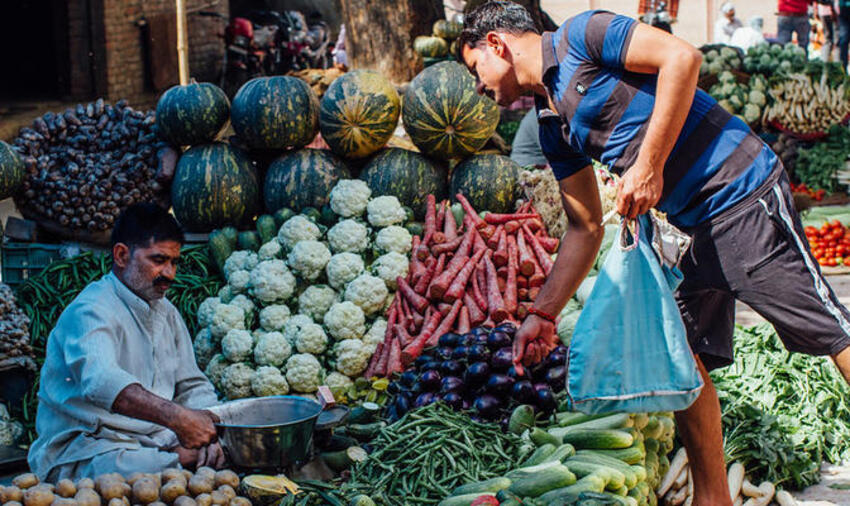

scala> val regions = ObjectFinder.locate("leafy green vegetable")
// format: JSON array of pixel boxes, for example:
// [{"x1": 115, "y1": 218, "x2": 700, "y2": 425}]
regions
[{"x1": 793, "y1": 125, "x2": 850, "y2": 192}]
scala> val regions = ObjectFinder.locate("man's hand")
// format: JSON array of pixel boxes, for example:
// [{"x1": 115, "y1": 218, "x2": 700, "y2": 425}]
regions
[
  {"x1": 175, "y1": 442, "x2": 227, "y2": 470},
  {"x1": 513, "y1": 314, "x2": 559, "y2": 371},
  {"x1": 616, "y1": 160, "x2": 664, "y2": 219},
  {"x1": 173, "y1": 408, "x2": 220, "y2": 449}
]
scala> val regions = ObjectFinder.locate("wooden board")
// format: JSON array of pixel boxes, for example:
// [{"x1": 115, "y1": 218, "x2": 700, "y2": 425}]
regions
[{"x1": 147, "y1": 12, "x2": 179, "y2": 91}]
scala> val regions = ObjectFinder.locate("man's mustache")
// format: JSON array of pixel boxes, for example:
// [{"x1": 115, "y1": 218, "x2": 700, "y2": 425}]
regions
[{"x1": 154, "y1": 276, "x2": 173, "y2": 288}]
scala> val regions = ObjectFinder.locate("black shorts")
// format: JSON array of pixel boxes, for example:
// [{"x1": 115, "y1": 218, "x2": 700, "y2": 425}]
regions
[{"x1": 675, "y1": 168, "x2": 850, "y2": 371}]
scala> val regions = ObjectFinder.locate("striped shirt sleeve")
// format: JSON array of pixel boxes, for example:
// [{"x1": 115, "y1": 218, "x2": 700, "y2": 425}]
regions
[
  {"x1": 539, "y1": 120, "x2": 592, "y2": 180},
  {"x1": 568, "y1": 11, "x2": 638, "y2": 69}
]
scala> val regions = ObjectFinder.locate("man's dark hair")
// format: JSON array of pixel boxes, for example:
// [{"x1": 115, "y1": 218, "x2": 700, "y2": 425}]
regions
[
  {"x1": 111, "y1": 203, "x2": 184, "y2": 249},
  {"x1": 455, "y1": 1, "x2": 540, "y2": 61}
]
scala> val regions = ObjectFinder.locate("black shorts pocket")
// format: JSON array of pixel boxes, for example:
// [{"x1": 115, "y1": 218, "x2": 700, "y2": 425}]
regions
[{"x1": 743, "y1": 196, "x2": 792, "y2": 275}]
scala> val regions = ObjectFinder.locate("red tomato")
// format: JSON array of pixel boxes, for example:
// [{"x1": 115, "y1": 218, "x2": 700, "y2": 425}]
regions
[
  {"x1": 820, "y1": 257, "x2": 829, "y2": 266},
  {"x1": 829, "y1": 259, "x2": 838, "y2": 267}
]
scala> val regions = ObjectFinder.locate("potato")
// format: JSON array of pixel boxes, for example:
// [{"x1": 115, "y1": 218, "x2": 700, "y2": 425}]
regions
[
  {"x1": 149, "y1": 502, "x2": 167, "y2": 506},
  {"x1": 2, "y1": 485, "x2": 24, "y2": 503},
  {"x1": 23, "y1": 485, "x2": 55, "y2": 506},
  {"x1": 73, "y1": 488, "x2": 101, "y2": 506},
  {"x1": 75, "y1": 479, "x2": 94, "y2": 491},
  {"x1": 107, "y1": 498, "x2": 129, "y2": 506},
  {"x1": 14, "y1": 474, "x2": 40, "y2": 490},
  {"x1": 50, "y1": 497, "x2": 78, "y2": 506},
  {"x1": 229, "y1": 498, "x2": 250, "y2": 506},
  {"x1": 132, "y1": 478, "x2": 159, "y2": 504},
  {"x1": 159, "y1": 481, "x2": 186, "y2": 504},
  {"x1": 215, "y1": 486, "x2": 235, "y2": 502},
  {"x1": 187, "y1": 476, "x2": 213, "y2": 497},
  {"x1": 180, "y1": 471, "x2": 193, "y2": 483},
  {"x1": 55, "y1": 480, "x2": 77, "y2": 499},
  {"x1": 99, "y1": 482, "x2": 130, "y2": 502},
  {"x1": 126, "y1": 473, "x2": 145, "y2": 486},
  {"x1": 143, "y1": 475, "x2": 162, "y2": 489},
  {"x1": 173, "y1": 497, "x2": 196, "y2": 506},
  {"x1": 160, "y1": 469, "x2": 182, "y2": 484},
  {"x1": 194, "y1": 468, "x2": 215, "y2": 481},
  {"x1": 208, "y1": 491, "x2": 227, "y2": 506},
  {"x1": 194, "y1": 494, "x2": 212, "y2": 506},
  {"x1": 212, "y1": 471, "x2": 238, "y2": 490}
]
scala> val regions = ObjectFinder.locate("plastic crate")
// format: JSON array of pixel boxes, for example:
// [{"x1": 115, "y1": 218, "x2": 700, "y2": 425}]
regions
[{"x1": 1, "y1": 242, "x2": 67, "y2": 288}]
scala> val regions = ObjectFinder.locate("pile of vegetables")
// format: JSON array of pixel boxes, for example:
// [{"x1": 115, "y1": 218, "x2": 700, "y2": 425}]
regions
[
  {"x1": 0, "y1": 403, "x2": 25, "y2": 447},
  {"x1": 699, "y1": 45, "x2": 742, "y2": 76},
  {"x1": 365, "y1": 194, "x2": 559, "y2": 377},
  {"x1": 711, "y1": 324, "x2": 850, "y2": 489},
  {"x1": 0, "y1": 467, "x2": 249, "y2": 506},
  {"x1": 414, "y1": 19, "x2": 463, "y2": 59},
  {"x1": 708, "y1": 72, "x2": 767, "y2": 126},
  {"x1": 770, "y1": 134, "x2": 802, "y2": 175},
  {"x1": 9, "y1": 100, "x2": 168, "y2": 236},
  {"x1": 792, "y1": 124, "x2": 850, "y2": 193},
  {"x1": 804, "y1": 219, "x2": 850, "y2": 267},
  {"x1": 743, "y1": 43, "x2": 807, "y2": 76},
  {"x1": 0, "y1": 283, "x2": 33, "y2": 363},
  {"x1": 385, "y1": 323, "x2": 566, "y2": 424},
  {"x1": 763, "y1": 62, "x2": 850, "y2": 135},
  {"x1": 195, "y1": 179, "x2": 417, "y2": 400}
]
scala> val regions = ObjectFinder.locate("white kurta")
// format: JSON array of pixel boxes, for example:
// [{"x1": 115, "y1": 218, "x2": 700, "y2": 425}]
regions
[{"x1": 28, "y1": 272, "x2": 218, "y2": 480}]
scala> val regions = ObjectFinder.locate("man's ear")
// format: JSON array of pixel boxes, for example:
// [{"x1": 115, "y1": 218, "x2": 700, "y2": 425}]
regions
[
  {"x1": 486, "y1": 32, "x2": 508, "y2": 58},
  {"x1": 113, "y1": 243, "x2": 131, "y2": 269}
]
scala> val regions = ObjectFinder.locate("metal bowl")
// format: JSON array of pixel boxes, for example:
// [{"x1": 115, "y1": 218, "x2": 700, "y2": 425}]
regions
[{"x1": 212, "y1": 396, "x2": 322, "y2": 470}]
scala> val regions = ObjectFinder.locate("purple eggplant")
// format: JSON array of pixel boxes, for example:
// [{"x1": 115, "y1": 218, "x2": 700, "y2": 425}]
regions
[
  {"x1": 471, "y1": 326, "x2": 491, "y2": 337},
  {"x1": 545, "y1": 352, "x2": 567, "y2": 369},
  {"x1": 440, "y1": 360, "x2": 464, "y2": 377},
  {"x1": 494, "y1": 322, "x2": 517, "y2": 336},
  {"x1": 462, "y1": 398, "x2": 472, "y2": 410},
  {"x1": 435, "y1": 346, "x2": 454, "y2": 361},
  {"x1": 464, "y1": 362, "x2": 491, "y2": 388},
  {"x1": 506, "y1": 365, "x2": 527, "y2": 381},
  {"x1": 441, "y1": 391, "x2": 463, "y2": 410},
  {"x1": 467, "y1": 344, "x2": 490, "y2": 363},
  {"x1": 414, "y1": 354, "x2": 435, "y2": 368},
  {"x1": 419, "y1": 370, "x2": 442, "y2": 391},
  {"x1": 387, "y1": 382, "x2": 401, "y2": 395},
  {"x1": 414, "y1": 392, "x2": 437, "y2": 407},
  {"x1": 536, "y1": 386, "x2": 557, "y2": 413},
  {"x1": 490, "y1": 347, "x2": 514, "y2": 371},
  {"x1": 474, "y1": 394, "x2": 502, "y2": 418},
  {"x1": 438, "y1": 332, "x2": 462, "y2": 347},
  {"x1": 529, "y1": 362, "x2": 550, "y2": 382},
  {"x1": 441, "y1": 376, "x2": 464, "y2": 393},
  {"x1": 462, "y1": 333, "x2": 478, "y2": 346},
  {"x1": 451, "y1": 346, "x2": 469, "y2": 360},
  {"x1": 545, "y1": 366, "x2": 566, "y2": 391},
  {"x1": 399, "y1": 371, "x2": 418, "y2": 387},
  {"x1": 474, "y1": 334, "x2": 489, "y2": 346},
  {"x1": 421, "y1": 361, "x2": 441, "y2": 373},
  {"x1": 486, "y1": 374, "x2": 515, "y2": 396},
  {"x1": 512, "y1": 380, "x2": 536, "y2": 404},
  {"x1": 486, "y1": 330, "x2": 512, "y2": 350},
  {"x1": 394, "y1": 394, "x2": 411, "y2": 416}
]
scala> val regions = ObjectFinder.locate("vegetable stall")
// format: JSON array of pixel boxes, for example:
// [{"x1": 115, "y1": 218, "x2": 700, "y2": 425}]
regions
[{"x1": 2, "y1": 27, "x2": 849, "y2": 506}]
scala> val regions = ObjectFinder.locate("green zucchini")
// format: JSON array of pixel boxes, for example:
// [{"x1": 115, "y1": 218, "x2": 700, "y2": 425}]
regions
[
  {"x1": 508, "y1": 405, "x2": 536, "y2": 435},
  {"x1": 563, "y1": 458, "x2": 626, "y2": 491},
  {"x1": 658, "y1": 416, "x2": 675, "y2": 440},
  {"x1": 321, "y1": 446, "x2": 367, "y2": 472},
  {"x1": 555, "y1": 411, "x2": 609, "y2": 427},
  {"x1": 642, "y1": 417, "x2": 663, "y2": 439},
  {"x1": 577, "y1": 492, "x2": 637, "y2": 506},
  {"x1": 542, "y1": 444, "x2": 576, "y2": 463},
  {"x1": 437, "y1": 493, "x2": 496, "y2": 506},
  {"x1": 301, "y1": 206, "x2": 321, "y2": 222},
  {"x1": 506, "y1": 461, "x2": 564, "y2": 481},
  {"x1": 643, "y1": 438, "x2": 660, "y2": 455},
  {"x1": 560, "y1": 429, "x2": 634, "y2": 450},
  {"x1": 273, "y1": 207, "x2": 295, "y2": 227},
  {"x1": 537, "y1": 475, "x2": 606, "y2": 503},
  {"x1": 612, "y1": 485, "x2": 629, "y2": 497},
  {"x1": 495, "y1": 490, "x2": 522, "y2": 502},
  {"x1": 346, "y1": 421, "x2": 386, "y2": 441},
  {"x1": 402, "y1": 206, "x2": 415, "y2": 223},
  {"x1": 632, "y1": 412, "x2": 649, "y2": 430},
  {"x1": 570, "y1": 453, "x2": 637, "y2": 488},
  {"x1": 587, "y1": 444, "x2": 646, "y2": 465},
  {"x1": 450, "y1": 477, "x2": 512, "y2": 497},
  {"x1": 220, "y1": 226, "x2": 239, "y2": 247},
  {"x1": 237, "y1": 230, "x2": 261, "y2": 251},
  {"x1": 531, "y1": 427, "x2": 562, "y2": 447},
  {"x1": 450, "y1": 202, "x2": 464, "y2": 227},
  {"x1": 405, "y1": 221, "x2": 425, "y2": 237},
  {"x1": 630, "y1": 465, "x2": 647, "y2": 483},
  {"x1": 208, "y1": 230, "x2": 235, "y2": 273},
  {"x1": 548, "y1": 414, "x2": 633, "y2": 442},
  {"x1": 255, "y1": 214, "x2": 277, "y2": 243},
  {"x1": 348, "y1": 402, "x2": 381, "y2": 424},
  {"x1": 507, "y1": 463, "x2": 576, "y2": 497},
  {"x1": 523, "y1": 443, "x2": 557, "y2": 466}
]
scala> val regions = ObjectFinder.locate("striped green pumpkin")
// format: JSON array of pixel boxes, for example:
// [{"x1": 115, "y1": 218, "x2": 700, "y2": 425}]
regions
[
  {"x1": 359, "y1": 148, "x2": 447, "y2": 220},
  {"x1": 231, "y1": 76, "x2": 319, "y2": 150},
  {"x1": 171, "y1": 142, "x2": 260, "y2": 232},
  {"x1": 414, "y1": 36, "x2": 449, "y2": 58},
  {"x1": 433, "y1": 19, "x2": 463, "y2": 40},
  {"x1": 319, "y1": 70, "x2": 400, "y2": 159},
  {"x1": 0, "y1": 140, "x2": 24, "y2": 201},
  {"x1": 450, "y1": 154, "x2": 521, "y2": 213},
  {"x1": 402, "y1": 61, "x2": 499, "y2": 160},
  {"x1": 264, "y1": 148, "x2": 350, "y2": 213},
  {"x1": 155, "y1": 81, "x2": 230, "y2": 146}
]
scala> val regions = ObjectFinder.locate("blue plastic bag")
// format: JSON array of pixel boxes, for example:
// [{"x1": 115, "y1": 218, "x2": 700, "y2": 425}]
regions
[{"x1": 567, "y1": 215, "x2": 703, "y2": 414}]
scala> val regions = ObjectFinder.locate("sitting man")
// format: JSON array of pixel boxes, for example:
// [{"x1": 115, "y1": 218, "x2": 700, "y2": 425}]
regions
[{"x1": 29, "y1": 203, "x2": 224, "y2": 481}]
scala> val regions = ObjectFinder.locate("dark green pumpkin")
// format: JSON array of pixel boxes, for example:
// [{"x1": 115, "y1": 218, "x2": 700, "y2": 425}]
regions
[
  {"x1": 402, "y1": 61, "x2": 499, "y2": 160},
  {"x1": 0, "y1": 140, "x2": 25, "y2": 201},
  {"x1": 263, "y1": 148, "x2": 350, "y2": 213},
  {"x1": 359, "y1": 148, "x2": 447, "y2": 220},
  {"x1": 433, "y1": 19, "x2": 463, "y2": 40},
  {"x1": 450, "y1": 154, "x2": 521, "y2": 213},
  {"x1": 414, "y1": 36, "x2": 449, "y2": 58},
  {"x1": 171, "y1": 142, "x2": 260, "y2": 232},
  {"x1": 319, "y1": 70, "x2": 400, "y2": 159},
  {"x1": 231, "y1": 76, "x2": 319, "y2": 150},
  {"x1": 155, "y1": 81, "x2": 230, "y2": 146}
]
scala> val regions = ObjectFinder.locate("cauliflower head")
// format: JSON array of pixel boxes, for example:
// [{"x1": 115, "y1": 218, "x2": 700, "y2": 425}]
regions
[
  {"x1": 259, "y1": 304, "x2": 291, "y2": 331},
  {"x1": 324, "y1": 301, "x2": 366, "y2": 341},
  {"x1": 250, "y1": 259, "x2": 297, "y2": 303},
  {"x1": 330, "y1": 179, "x2": 371, "y2": 217},
  {"x1": 204, "y1": 354, "x2": 229, "y2": 387},
  {"x1": 326, "y1": 253, "x2": 365, "y2": 290},
  {"x1": 282, "y1": 314, "x2": 314, "y2": 345},
  {"x1": 218, "y1": 285, "x2": 234, "y2": 304},
  {"x1": 345, "y1": 274, "x2": 389, "y2": 316},
  {"x1": 197, "y1": 297, "x2": 222, "y2": 328},
  {"x1": 298, "y1": 284, "x2": 338, "y2": 322},
  {"x1": 224, "y1": 251, "x2": 259, "y2": 279},
  {"x1": 324, "y1": 371, "x2": 354, "y2": 392},
  {"x1": 227, "y1": 269, "x2": 251, "y2": 293},
  {"x1": 221, "y1": 329, "x2": 254, "y2": 362},
  {"x1": 288, "y1": 241, "x2": 332, "y2": 281},
  {"x1": 230, "y1": 294, "x2": 255, "y2": 323},
  {"x1": 363, "y1": 318, "x2": 387, "y2": 353},
  {"x1": 278, "y1": 215, "x2": 321, "y2": 250},
  {"x1": 375, "y1": 226, "x2": 412, "y2": 255},
  {"x1": 327, "y1": 219, "x2": 370, "y2": 254},
  {"x1": 367, "y1": 196, "x2": 406, "y2": 227},
  {"x1": 258, "y1": 240, "x2": 283, "y2": 261},
  {"x1": 295, "y1": 322, "x2": 329, "y2": 354},
  {"x1": 254, "y1": 331, "x2": 292, "y2": 367},
  {"x1": 285, "y1": 353, "x2": 324, "y2": 393},
  {"x1": 251, "y1": 366, "x2": 290, "y2": 396},
  {"x1": 335, "y1": 339, "x2": 371, "y2": 377},
  {"x1": 210, "y1": 303, "x2": 246, "y2": 338},
  {"x1": 372, "y1": 252, "x2": 409, "y2": 290},
  {"x1": 221, "y1": 362, "x2": 254, "y2": 399},
  {"x1": 193, "y1": 328, "x2": 217, "y2": 370}
]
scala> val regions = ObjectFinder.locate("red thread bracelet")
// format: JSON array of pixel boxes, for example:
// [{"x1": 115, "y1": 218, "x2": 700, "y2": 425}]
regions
[{"x1": 528, "y1": 307, "x2": 557, "y2": 323}]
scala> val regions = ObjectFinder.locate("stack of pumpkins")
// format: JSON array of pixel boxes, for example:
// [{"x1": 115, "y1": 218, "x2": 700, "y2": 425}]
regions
[
  {"x1": 161, "y1": 40, "x2": 521, "y2": 233},
  {"x1": 414, "y1": 19, "x2": 464, "y2": 61}
]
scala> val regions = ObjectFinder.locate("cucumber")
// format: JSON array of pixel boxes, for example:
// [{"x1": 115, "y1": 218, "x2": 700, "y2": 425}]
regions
[
  {"x1": 220, "y1": 226, "x2": 239, "y2": 247},
  {"x1": 570, "y1": 453, "x2": 637, "y2": 488},
  {"x1": 507, "y1": 463, "x2": 576, "y2": 498},
  {"x1": 658, "y1": 416, "x2": 675, "y2": 440},
  {"x1": 643, "y1": 438, "x2": 660, "y2": 455},
  {"x1": 629, "y1": 465, "x2": 647, "y2": 483},
  {"x1": 437, "y1": 493, "x2": 496, "y2": 506},
  {"x1": 405, "y1": 221, "x2": 425, "y2": 237},
  {"x1": 208, "y1": 230, "x2": 235, "y2": 273},
  {"x1": 537, "y1": 475, "x2": 607, "y2": 503},
  {"x1": 495, "y1": 490, "x2": 522, "y2": 502},
  {"x1": 237, "y1": 230, "x2": 261, "y2": 251},
  {"x1": 450, "y1": 202, "x2": 464, "y2": 227},
  {"x1": 346, "y1": 421, "x2": 386, "y2": 441},
  {"x1": 632, "y1": 413, "x2": 649, "y2": 430},
  {"x1": 508, "y1": 405, "x2": 536, "y2": 435},
  {"x1": 555, "y1": 412, "x2": 609, "y2": 427},
  {"x1": 349, "y1": 495, "x2": 376, "y2": 506},
  {"x1": 301, "y1": 206, "x2": 321, "y2": 222},
  {"x1": 642, "y1": 417, "x2": 663, "y2": 439},
  {"x1": 506, "y1": 461, "x2": 565, "y2": 481},
  {"x1": 548, "y1": 414, "x2": 633, "y2": 442},
  {"x1": 273, "y1": 208, "x2": 295, "y2": 227},
  {"x1": 542, "y1": 444, "x2": 576, "y2": 463},
  {"x1": 612, "y1": 485, "x2": 629, "y2": 497},
  {"x1": 320, "y1": 204, "x2": 337, "y2": 226},
  {"x1": 348, "y1": 402, "x2": 381, "y2": 424},
  {"x1": 560, "y1": 429, "x2": 634, "y2": 450},
  {"x1": 563, "y1": 458, "x2": 626, "y2": 491},
  {"x1": 531, "y1": 427, "x2": 562, "y2": 447},
  {"x1": 588, "y1": 444, "x2": 646, "y2": 465},
  {"x1": 256, "y1": 214, "x2": 277, "y2": 244},
  {"x1": 523, "y1": 444, "x2": 557, "y2": 466},
  {"x1": 577, "y1": 492, "x2": 637, "y2": 506},
  {"x1": 450, "y1": 477, "x2": 512, "y2": 497},
  {"x1": 321, "y1": 446, "x2": 367, "y2": 472}
]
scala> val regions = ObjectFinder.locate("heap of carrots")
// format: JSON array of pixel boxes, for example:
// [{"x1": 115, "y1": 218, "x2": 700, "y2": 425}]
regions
[{"x1": 365, "y1": 193, "x2": 561, "y2": 377}]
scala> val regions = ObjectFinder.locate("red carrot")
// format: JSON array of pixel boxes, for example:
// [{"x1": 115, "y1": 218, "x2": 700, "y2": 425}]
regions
[
  {"x1": 526, "y1": 218, "x2": 544, "y2": 233},
  {"x1": 457, "y1": 306, "x2": 471, "y2": 334},
  {"x1": 504, "y1": 235, "x2": 518, "y2": 314},
  {"x1": 436, "y1": 200, "x2": 447, "y2": 235},
  {"x1": 402, "y1": 310, "x2": 442, "y2": 363},
  {"x1": 395, "y1": 324, "x2": 415, "y2": 348},
  {"x1": 366, "y1": 301, "x2": 394, "y2": 377},
  {"x1": 484, "y1": 252, "x2": 509, "y2": 322},
  {"x1": 414, "y1": 254, "x2": 441, "y2": 294},
  {"x1": 429, "y1": 229, "x2": 475, "y2": 300},
  {"x1": 444, "y1": 201, "x2": 458, "y2": 241},
  {"x1": 437, "y1": 303, "x2": 452, "y2": 316},
  {"x1": 365, "y1": 341, "x2": 383, "y2": 377},
  {"x1": 505, "y1": 220, "x2": 521, "y2": 234},
  {"x1": 387, "y1": 337, "x2": 403, "y2": 374},
  {"x1": 523, "y1": 224, "x2": 554, "y2": 275},
  {"x1": 529, "y1": 261, "x2": 545, "y2": 288},
  {"x1": 431, "y1": 235, "x2": 463, "y2": 256},
  {"x1": 493, "y1": 228, "x2": 508, "y2": 267},
  {"x1": 536, "y1": 235, "x2": 560, "y2": 254},
  {"x1": 484, "y1": 212, "x2": 541, "y2": 225},
  {"x1": 478, "y1": 224, "x2": 496, "y2": 242},
  {"x1": 456, "y1": 193, "x2": 487, "y2": 230},
  {"x1": 472, "y1": 227, "x2": 488, "y2": 253},
  {"x1": 487, "y1": 225, "x2": 504, "y2": 249},
  {"x1": 476, "y1": 262, "x2": 488, "y2": 303},
  {"x1": 497, "y1": 266, "x2": 508, "y2": 278},
  {"x1": 528, "y1": 286, "x2": 541, "y2": 301},
  {"x1": 517, "y1": 230, "x2": 536, "y2": 276},
  {"x1": 497, "y1": 276, "x2": 506, "y2": 294},
  {"x1": 517, "y1": 275, "x2": 528, "y2": 289},
  {"x1": 427, "y1": 299, "x2": 463, "y2": 346},
  {"x1": 464, "y1": 292, "x2": 487, "y2": 325},
  {"x1": 417, "y1": 194, "x2": 438, "y2": 259},
  {"x1": 398, "y1": 276, "x2": 429, "y2": 313},
  {"x1": 470, "y1": 271, "x2": 488, "y2": 311},
  {"x1": 408, "y1": 235, "x2": 425, "y2": 281},
  {"x1": 518, "y1": 287, "x2": 529, "y2": 300},
  {"x1": 375, "y1": 335, "x2": 391, "y2": 376},
  {"x1": 443, "y1": 247, "x2": 488, "y2": 303}
]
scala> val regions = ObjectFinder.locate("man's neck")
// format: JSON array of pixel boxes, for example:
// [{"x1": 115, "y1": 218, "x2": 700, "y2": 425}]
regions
[{"x1": 510, "y1": 32, "x2": 547, "y2": 96}]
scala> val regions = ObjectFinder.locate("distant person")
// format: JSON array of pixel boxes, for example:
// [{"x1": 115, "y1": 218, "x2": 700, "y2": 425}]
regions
[
  {"x1": 816, "y1": 0, "x2": 838, "y2": 60},
  {"x1": 730, "y1": 17, "x2": 767, "y2": 50},
  {"x1": 714, "y1": 2, "x2": 743, "y2": 44},
  {"x1": 510, "y1": 108, "x2": 548, "y2": 168},
  {"x1": 778, "y1": 0, "x2": 813, "y2": 49},
  {"x1": 332, "y1": 24, "x2": 347, "y2": 69},
  {"x1": 838, "y1": 0, "x2": 850, "y2": 69}
]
